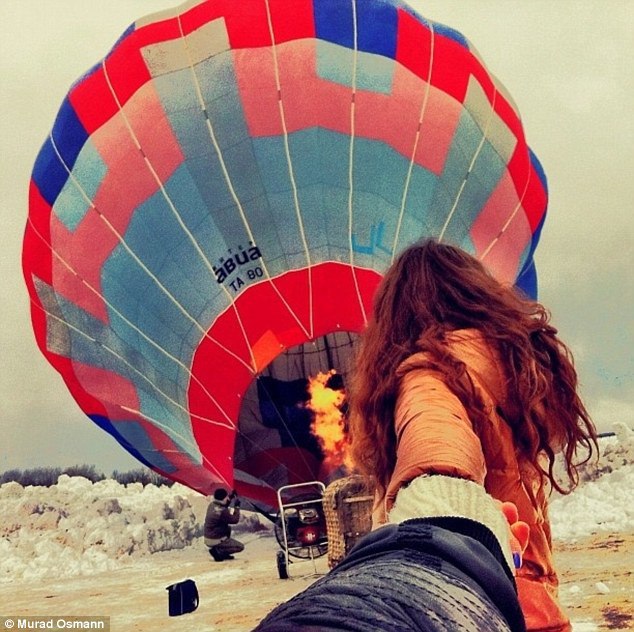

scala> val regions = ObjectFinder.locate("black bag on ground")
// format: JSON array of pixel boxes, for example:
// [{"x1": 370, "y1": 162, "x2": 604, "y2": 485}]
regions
[{"x1": 166, "y1": 578, "x2": 199, "y2": 616}]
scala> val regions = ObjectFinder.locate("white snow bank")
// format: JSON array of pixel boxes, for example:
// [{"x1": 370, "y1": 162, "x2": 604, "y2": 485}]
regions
[
  {"x1": 0, "y1": 476, "x2": 202, "y2": 582},
  {"x1": 550, "y1": 422, "x2": 634, "y2": 540},
  {"x1": 550, "y1": 464, "x2": 634, "y2": 540}
]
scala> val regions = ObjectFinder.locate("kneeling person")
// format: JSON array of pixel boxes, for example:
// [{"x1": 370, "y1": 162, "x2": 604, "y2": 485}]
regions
[{"x1": 204, "y1": 488, "x2": 244, "y2": 561}]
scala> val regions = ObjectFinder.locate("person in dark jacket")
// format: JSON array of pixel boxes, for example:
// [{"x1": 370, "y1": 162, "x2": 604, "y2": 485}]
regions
[{"x1": 204, "y1": 488, "x2": 244, "y2": 561}]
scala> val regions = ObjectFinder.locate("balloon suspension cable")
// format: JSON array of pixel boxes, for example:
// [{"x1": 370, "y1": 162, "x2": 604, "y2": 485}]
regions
[
  {"x1": 346, "y1": 0, "x2": 368, "y2": 327},
  {"x1": 392, "y1": 19, "x2": 436, "y2": 263},
  {"x1": 438, "y1": 88, "x2": 499, "y2": 244},
  {"x1": 479, "y1": 153, "x2": 533, "y2": 262}
]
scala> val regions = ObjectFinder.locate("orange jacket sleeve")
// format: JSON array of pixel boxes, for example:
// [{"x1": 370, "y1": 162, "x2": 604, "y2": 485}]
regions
[{"x1": 385, "y1": 368, "x2": 487, "y2": 512}]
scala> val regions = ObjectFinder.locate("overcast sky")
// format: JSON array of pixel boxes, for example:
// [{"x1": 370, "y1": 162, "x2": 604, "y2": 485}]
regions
[{"x1": 1, "y1": 1, "x2": 632, "y2": 475}]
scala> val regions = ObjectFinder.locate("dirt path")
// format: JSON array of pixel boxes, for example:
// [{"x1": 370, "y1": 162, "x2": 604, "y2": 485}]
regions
[
  {"x1": 555, "y1": 532, "x2": 634, "y2": 630},
  {"x1": 1, "y1": 531, "x2": 631, "y2": 631}
]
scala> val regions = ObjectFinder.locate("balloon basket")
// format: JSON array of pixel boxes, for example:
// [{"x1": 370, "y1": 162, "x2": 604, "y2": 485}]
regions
[{"x1": 322, "y1": 475, "x2": 374, "y2": 569}]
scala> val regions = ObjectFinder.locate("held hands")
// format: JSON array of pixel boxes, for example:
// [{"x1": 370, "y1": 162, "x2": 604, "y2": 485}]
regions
[
  {"x1": 498, "y1": 501, "x2": 530, "y2": 570},
  {"x1": 387, "y1": 475, "x2": 529, "y2": 573}
]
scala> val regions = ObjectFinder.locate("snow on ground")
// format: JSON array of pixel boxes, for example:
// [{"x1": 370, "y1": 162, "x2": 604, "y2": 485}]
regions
[
  {"x1": 0, "y1": 476, "x2": 203, "y2": 581},
  {"x1": 550, "y1": 423, "x2": 634, "y2": 540},
  {"x1": 0, "y1": 424, "x2": 632, "y2": 630}
]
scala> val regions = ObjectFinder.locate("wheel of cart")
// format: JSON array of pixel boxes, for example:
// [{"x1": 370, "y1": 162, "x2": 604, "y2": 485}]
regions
[{"x1": 274, "y1": 481, "x2": 328, "y2": 579}]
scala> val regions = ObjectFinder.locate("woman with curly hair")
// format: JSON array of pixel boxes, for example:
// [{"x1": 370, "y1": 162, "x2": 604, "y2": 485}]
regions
[{"x1": 348, "y1": 238, "x2": 597, "y2": 632}]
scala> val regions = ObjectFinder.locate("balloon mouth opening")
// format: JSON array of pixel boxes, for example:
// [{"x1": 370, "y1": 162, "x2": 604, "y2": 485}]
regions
[{"x1": 233, "y1": 331, "x2": 358, "y2": 491}]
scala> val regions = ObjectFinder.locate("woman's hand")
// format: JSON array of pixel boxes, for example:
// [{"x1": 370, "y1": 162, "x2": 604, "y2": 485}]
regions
[{"x1": 499, "y1": 501, "x2": 530, "y2": 569}]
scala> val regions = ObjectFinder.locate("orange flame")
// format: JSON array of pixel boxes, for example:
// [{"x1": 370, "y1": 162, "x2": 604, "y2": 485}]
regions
[{"x1": 307, "y1": 370, "x2": 352, "y2": 473}]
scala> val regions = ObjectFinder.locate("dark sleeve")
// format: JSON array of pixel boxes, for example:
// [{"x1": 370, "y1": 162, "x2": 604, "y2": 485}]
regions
[
  {"x1": 223, "y1": 506, "x2": 240, "y2": 524},
  {"x1": 253, "y1": 519, "x2": 525, "y2": 632}
]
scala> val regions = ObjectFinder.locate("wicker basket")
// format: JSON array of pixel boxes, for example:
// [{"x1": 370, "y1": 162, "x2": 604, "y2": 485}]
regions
[{"x1": 323, "y1": 474, "x2": 374, "y2": 568}]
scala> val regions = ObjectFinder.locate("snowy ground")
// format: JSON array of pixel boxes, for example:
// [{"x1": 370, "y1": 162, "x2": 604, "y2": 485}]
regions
[{"x1": 1, "y1": 424, "x2": 633, "y2": 631}]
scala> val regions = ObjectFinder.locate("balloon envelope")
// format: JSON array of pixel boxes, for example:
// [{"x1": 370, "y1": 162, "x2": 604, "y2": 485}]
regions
[{"x1": 24, "y1": 0, "x2": 547, "y2": 510}]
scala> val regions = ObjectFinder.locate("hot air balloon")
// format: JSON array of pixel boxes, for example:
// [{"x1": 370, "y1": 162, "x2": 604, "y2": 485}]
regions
[{"x1": 23, "y1": 0, "x2": 547, "y2": 513}]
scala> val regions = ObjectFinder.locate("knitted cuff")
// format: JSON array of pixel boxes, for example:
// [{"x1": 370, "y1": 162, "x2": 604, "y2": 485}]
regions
[{"x1": 388, "y1": 474, "x2": 515, "y2": 573}]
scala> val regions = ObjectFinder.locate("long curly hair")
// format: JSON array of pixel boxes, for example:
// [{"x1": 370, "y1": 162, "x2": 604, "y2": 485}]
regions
[{"x1": 348, "y1": 239, "x2": 597, "y2": 497}]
